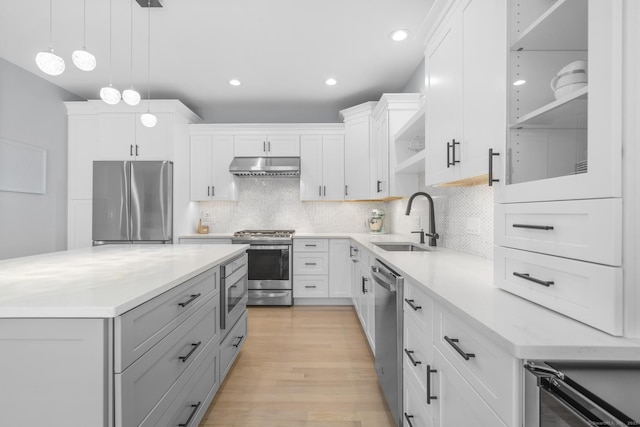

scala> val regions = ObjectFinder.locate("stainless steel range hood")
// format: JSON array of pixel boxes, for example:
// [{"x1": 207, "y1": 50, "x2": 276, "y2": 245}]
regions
[{"x1": 229, "y1": 157, "x2": 300, "y2": 177}]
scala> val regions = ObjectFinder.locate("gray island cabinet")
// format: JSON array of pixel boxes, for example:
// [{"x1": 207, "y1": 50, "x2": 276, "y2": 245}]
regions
[{"x1": 0, "y1": 244, "x2": 247, "y2": 427}]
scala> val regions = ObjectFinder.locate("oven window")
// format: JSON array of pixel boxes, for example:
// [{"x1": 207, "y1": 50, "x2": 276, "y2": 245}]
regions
[
  {"x1": 540, "y1": 388, "x2": 594, "y2": 427},
  {"x1": 247, "y1": 249, "x2": 289, "y2": 281}
]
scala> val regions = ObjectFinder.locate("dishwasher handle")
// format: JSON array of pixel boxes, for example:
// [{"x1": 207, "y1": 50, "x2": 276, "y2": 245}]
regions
[{"x1": 371, "y1": 262, "x2": 401, "y2": 293}]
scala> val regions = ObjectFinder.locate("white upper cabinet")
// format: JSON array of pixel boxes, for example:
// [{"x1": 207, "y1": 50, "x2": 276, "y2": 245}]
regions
[
  {"x1": 233, "y1": 134, "x2": 300, "y2": 157},
  {"x1": 425, "y1": 0, "x2": 506, "y2": 186},
  {"x1": 340, "y1": 102, "x2": 377, "y2": 201},
  {"x1": 495, "y1": 0, "x2": 622, "y2": 203},
  {"x1": 300, "y1": 134, "x2": 345, "y2": 201},
  {"x1": 189, "y1": 135, "x2": 237, "y2": 201},
  {"x1": 97, "y1": 113, "x2": 173, "y2": 160},
  {"x1": 372, "y1": 94, "x2": 421, "y2": 198}
]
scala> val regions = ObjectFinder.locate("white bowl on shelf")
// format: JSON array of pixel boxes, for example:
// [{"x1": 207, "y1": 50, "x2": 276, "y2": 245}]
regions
[{"x1": 553, "y1": 82, "x2": 587, "y2": 100}]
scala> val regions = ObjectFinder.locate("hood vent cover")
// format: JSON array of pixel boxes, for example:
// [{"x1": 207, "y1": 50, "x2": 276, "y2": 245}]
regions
[{"x1": 229, "y1": 157, "x2": 300, "y2": 177}]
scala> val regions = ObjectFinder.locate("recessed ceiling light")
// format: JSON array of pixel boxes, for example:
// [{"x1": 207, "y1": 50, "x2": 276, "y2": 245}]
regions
[
  {"x1": 513, "y1": 79, "x2": 526, "y2": 86},
  {"x1": 229, "y1": 79, "x2": 241, "y2": 86},
  {"x1": 325, "y1": 78, "x2": 337, "y2": 86},
  {"x1": 389, "y1": 29, "x2": 409, "y2": 42}
]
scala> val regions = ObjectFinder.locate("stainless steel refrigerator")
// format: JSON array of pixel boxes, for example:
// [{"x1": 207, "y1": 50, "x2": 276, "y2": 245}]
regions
[{"x1": 92, "y1": 161, "x2": 173, "y2": 245}]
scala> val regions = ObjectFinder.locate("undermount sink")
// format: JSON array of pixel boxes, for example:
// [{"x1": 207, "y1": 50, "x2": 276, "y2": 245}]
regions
[{"x1": 373, "y1": 242, "x2": 430, "y2": 252}]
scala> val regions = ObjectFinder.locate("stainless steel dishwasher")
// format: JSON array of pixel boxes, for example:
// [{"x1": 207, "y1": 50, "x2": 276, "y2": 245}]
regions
[{"x1": 371, "y1": 259, "x2": 403, "y2": 427}]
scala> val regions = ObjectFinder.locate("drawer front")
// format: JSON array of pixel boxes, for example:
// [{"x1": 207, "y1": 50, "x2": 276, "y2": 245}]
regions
[
  {"x1": 220, "y1": 310, "x2": 248, "y2": 380},
  {"x1": 434, "y1": 304, "x2": 518, "y2": 426},
  {"x1": 403, "y1": 281, "x2": 434, "y2": 332},
  {"x1": 116, "y1": 294, "x2": 218, "y2": 427},
  {"x1": 403, "y1": 311, "x2": 434, "y2": 408},
  {"x1": 434, "y1": 349, "x2": 508, "y2": 427},
  {"x1": 293, "y1": 275, "x2": 329, "y2": 297},
  {"x1": 495, "y1": 198, "x2": 621, "y2": 265},
  {"x1": 494, "y1": 246, "x2": 623, "y2": 335},
  {"x1": 116, "y1": 266, "x2": 219, "y2": 372},
  {"x1": 293, "y1": 253, "x2": 329, "y2": 275},
  {"x1": 403, "y1": 372, "x2": 434, "y2": 427},
  {"x1": 293, "y1": 238, "x2": 329, "y2": 252},
  {"x1": 138, "y1": 336, "x2": 219, "y2": 427}
]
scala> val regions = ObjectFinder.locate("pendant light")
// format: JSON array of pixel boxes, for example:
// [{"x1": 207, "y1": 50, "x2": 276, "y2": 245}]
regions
[
  {"x1": 100, "y1": 0, "x2": 121, "y2": 105},
  {"x1": 72, "y1": 0, "x2": 96, "y2": 71},
  {"x1": 35, "y1": 0, "x2": 65, "y2": 76},
  {"x1": 140, "y1": 0, "x2": 157, "y2": 127},
  {"x1": 123, "y1": 0, "x2": 141, "y2": 105}
]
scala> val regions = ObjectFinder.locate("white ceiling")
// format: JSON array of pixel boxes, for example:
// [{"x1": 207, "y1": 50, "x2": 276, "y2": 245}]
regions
[{"x1": 0, "y1": 0, "x2": 433, "y2": 118}]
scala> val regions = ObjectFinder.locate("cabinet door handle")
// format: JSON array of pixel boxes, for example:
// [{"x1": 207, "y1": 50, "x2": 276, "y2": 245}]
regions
[
  {"x1": 305, "y1": 285, "x2": 317, "y2": 289},
  {"x1": 426, "y1": 365, "x2": 438, "y2": 404},
  {"x1": 323, "y1": 186, "x2": 326, "y2": 196},
  {"x1": 444, "y1": 336, "x2": 475, "y2": 360},
  {"x1": 488, "y1": 148, "x2": 500, "y2": 186},
  {"x1": 232, "y1": 335, "x2": 244, "y2": 348},
  {"x1": 207, "y1": 186, "x2": 210, "y2": 197},
  {"x1": 345, "y1": 185, "x2": 348, "y2": 196},
  {"x1": 404, "y1": 413, "x2": 415, "y2": 427},
  {"x1": 447, "y1": 141, "x2": 451, "y2": 168},
  {"x1": 513, "y1": 272, "x2": 555, "y2": 287},
  {"x1": 263, "y1": 141, "x2": 266, "y2": 153},
  {"x1": 304, "y1": 262, "x2": 317, "y2": 266},
  {"x1": 135, "y1": 144, "x2": 139, "y2": 156},
  {"x1": 404, "y1": 348, "x2": 422, "y2": 366},
  {"x1": 178, "y1": 402, "x2": 202, "y2": 427},
  {"x1": 376, "y1": 180, "x2": 382, "y2": 193},
  {"x1": 448, "y1": 139, "x2": 460, "y2": 167},
  {"x1": 211, "y1": 185, "x2": 215, "y2": 197},
  {"x1": 319, "y1": 185, "x2": 322, "y2": 197},
  {"x1": 178, "y1": 293, "x2": 202, "y2": 308},
  {"x1": 130, "y1": 144, "x2": 133, "y2": 156},
  {"x1": 362, "y1": 276, "x2": 368, "y2": 293},
  {"x1": 178, "y1": 341, "x2": 202, "y2": 362},
  {"x1": 268, "y1": 140, "x2": 271, "y2": 152},
  {"x1": 512, "y1": 223, "x2": 554, "y2": 231},
  {"x1": 404, "y1": 298, "x2": 422, "y2": 311}
]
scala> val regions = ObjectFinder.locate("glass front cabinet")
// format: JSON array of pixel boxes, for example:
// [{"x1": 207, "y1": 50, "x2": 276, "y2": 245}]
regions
[{"x1": 494, "y1": 0, "x2": 622, "y2": 203}]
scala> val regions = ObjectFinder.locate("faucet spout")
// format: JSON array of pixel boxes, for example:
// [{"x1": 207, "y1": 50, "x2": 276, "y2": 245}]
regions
[{"x1": 405, "y1": 192, "x2": 439, "y2": 247}]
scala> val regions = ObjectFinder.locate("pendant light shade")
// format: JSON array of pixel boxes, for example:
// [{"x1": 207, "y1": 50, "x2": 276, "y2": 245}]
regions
[
  {"x1": 100, "y1": 0, "x2": 120, "y2": 104},
  {"x1": 36, "y1": 49, "x2": 65, "y2": 75},
  {"x1": 100, "y1": 85, "x2": 121, "y2": 105},
  {"x1": 72, "y1": 0, "x2": 96, "y2": 71},
  {"x1": 123, "y1": 89, "x2": 141, "y2": 106},
  {"x1": 72, "y1": 49, "x2": 96, "y2": 71},
  {"x1": 140, "y1": 112, "x2": 157, "y2": 128},
  {"x1": 141, "y1": 0, "x2": 156, "y2": 127},
  {"x1": 36, "y1": 0, "x2": 65, "y2": 76},
  {"x1": 123, "y1": 0, "x2": 141, "y2": 106}
]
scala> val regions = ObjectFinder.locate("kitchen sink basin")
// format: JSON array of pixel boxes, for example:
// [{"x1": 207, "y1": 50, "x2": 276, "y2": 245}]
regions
[{"x1": 373, "y1": 242, "x2": 430, "y2": 252}]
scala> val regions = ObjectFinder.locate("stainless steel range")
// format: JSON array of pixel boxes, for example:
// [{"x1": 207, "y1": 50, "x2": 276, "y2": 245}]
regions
[{"x1": 232, "y1": 230, "x2": 294, "y2": 306}]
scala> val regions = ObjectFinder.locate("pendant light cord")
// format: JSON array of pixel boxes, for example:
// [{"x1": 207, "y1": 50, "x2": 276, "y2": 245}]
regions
[
  {"x1": 49, "y1": 0, "x2": 53, "y2": 49},
  {"x1": 82, "y1": 0, "x2": 86, "y2": 48},
  {"x1": 130, "y1": 0, "x2": 134, "y2": 87},
  {"x1": 147, "y1": 0, "x2": 151, "y2": 111},
  {"x1": 108, "y1": 0, "x2": 113, "y2": 85}
]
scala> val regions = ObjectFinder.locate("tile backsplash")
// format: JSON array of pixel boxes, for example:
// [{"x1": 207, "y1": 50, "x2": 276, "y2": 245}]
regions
[{"x1": 198, "y1": 176, "x2": 493, "y2": 259}]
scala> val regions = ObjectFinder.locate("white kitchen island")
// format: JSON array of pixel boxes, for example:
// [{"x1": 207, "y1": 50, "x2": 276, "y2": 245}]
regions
[{"x1": 0, "y1": 244, "x2": 247, "y2": 427}]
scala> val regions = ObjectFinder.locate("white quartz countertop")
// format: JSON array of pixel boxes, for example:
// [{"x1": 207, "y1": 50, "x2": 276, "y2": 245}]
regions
[
  {"x1": 298, "y1": 232, "x2": 640, "y2": 360},
  {"x1": 0, "y1": 244, "x2": 247, "y2": 318}
]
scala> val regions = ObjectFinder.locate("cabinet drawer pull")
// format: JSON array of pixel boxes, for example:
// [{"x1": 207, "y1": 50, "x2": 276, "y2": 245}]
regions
[
  {"x1": 304, "y1": 285, "x2": 317, "y2": 288},
  {"x1": 444, "y1": 336, "x2": 475, "y2": 360},
  {"x1": 404, "y1": 348, "x2": 422, "y2": 366},
  {"x1": 305, "y1": 244, "x2": 317, "y2": 247},
  {"x1": 304, "y1": 262, "x2": 317, "y2": 266},
  {"x1": 404, "y1": 298, "x2": 422, "y2": 311},
  {"x1": 178, "y1": 341, "x2": 202, "y2": 362},
  {"x1": 513, "y1": 272, "x2": 555, "y2": 287},
  {"x1": 427, "y1": 365, "x2": 438, "y2": 404},
  {"x1": 404, "y1": 413, "x2": 415, "y2": 427},
  {"x1": 232, "y1": 335, "x2": 244, "y2": 348},
  {"x1": 178, "y1": 293, "x2": 202, "y2": 308},
  {"x1": 178, "y1": 402, "x2": 202, "y2": 427},
  {"x1": 488, "y1": 148, "x2": 500, "y2": 186},
  {"x1": 512, "y1": 223, "x2": 555, "y2": 231}
]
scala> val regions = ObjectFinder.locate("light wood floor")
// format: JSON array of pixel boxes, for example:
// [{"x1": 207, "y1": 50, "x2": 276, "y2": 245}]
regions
[{"x1": 199, "y1": 306, "x2": 395, "y2": 427}]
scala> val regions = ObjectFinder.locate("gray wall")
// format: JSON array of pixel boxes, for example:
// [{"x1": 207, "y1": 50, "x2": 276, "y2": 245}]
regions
[{"x1": 0, "y1": 58, "x2": 82, "y2": 260}]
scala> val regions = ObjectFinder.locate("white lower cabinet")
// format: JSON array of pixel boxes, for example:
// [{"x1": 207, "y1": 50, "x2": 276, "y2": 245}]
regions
[
  {"x1": 329, "y1": 239, "x2": 351, "y2": 298},
  {"x1": 220, "y1": 310, "x2": 248, "y2": 380},
  {"x1": 403, "y1": 280, "x2": 520, "y2": 427},
  {"x1": 350, "y1": 245, "x2": 375, "y2": 352}
]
